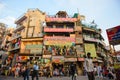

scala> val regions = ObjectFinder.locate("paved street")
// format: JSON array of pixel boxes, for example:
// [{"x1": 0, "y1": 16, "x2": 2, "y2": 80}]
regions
[
  {"x1": 0, "y1": 76, "x2": 89, "y2": 80},
  {"x1": 0, "y1": 76, "x2": 110, "y2": 80}
]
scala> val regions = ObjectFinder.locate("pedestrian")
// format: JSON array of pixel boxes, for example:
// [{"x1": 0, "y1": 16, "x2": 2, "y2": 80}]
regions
[
  {"x1": 14, "y1": 65, "x2": 20, "y2": 78},
  {"x1": 96, "y1": 64, "x2": 103, "y2": 79},
  {"x1": 84, "y1": 52, "x2": 95, "y2": 80},
  {"x1": 23, "y1": 65, "x2": 30, "y2": 80},
  {"x1": 70, "y1": 63, "x2": 77, "y2": 80},
  {"x1": 32, "y1": 62, "x2": 39, "y2": 80}
]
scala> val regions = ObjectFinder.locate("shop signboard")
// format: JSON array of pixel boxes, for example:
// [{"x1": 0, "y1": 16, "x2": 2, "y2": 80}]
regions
[
  {"x1": 84, "y1": 43, "x2": 97, "y2": 58},
  {"x1": 26, "y1": 44, "x2": 43, "y2": 49},
  {"x1": 30, "y1": 49, "x2": 42, "y2": 54},
  {"x1": 16, "y1": 56, "x2": 28, "y2": 62},
  {"x1": 52, "y1": 56, "x2": 64, "y2": 63},
  {"x1": 25, "y1": 44, "x2": 43, "y2": 54},
  {"x1": 106, "y1": 25, "x2": 120, "y2": 45},
  {"x1": 44, "y1": 36, "x2": 75, "y2": 46},
  {"x1": 43, "y1": 55, "x2": 52, "y2": 58},
  {"x1": 64, "y1": 58, "x2": 77, "y2": 62}
]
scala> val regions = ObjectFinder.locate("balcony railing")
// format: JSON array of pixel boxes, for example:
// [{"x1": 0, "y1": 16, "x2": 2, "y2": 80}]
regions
[
  {"x1": 10, "y1": 34, "x2": 21, "y2": 41},
  {"x1": 44, "y1": 27, "x2": 73, "y2": 32},
  {"x1": 46, "y1": 16, "x2": 77, "y2": 22},
  {"x1": 14, "y1": 25, "x2": 25, "y2": 33},
  {"x1": 15, "y1": 13, "x2": 27, "y2": 24},
  {"x1": 83, "y1": 36, "x2": 98, "y2": 42},
  {"x1": 8, "y1": 46, "x2": 20, "y2": 52}
]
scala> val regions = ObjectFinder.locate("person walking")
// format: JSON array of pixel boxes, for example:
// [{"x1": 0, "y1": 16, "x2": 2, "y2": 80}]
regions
[
  {"x1": 84, "y1": 52, "x2": 95, "y2": 80},
  {"x1": 23, "y1": 65, "x2": 30, "y2": 80},
  {"x1": 96, "y1": 64, "x2": 103, "y2": 79},
  {"x1": 70, "y1": 63, "x2": 77, "y2": 80},
  {"x1": 32, "y1": 62, "x2": 39, "y2": 80}
]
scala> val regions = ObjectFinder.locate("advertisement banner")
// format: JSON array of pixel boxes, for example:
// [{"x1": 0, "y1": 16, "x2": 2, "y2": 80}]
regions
[
  {"x1": 44, "y1": 36, "x2": 75, "y2": 46},
  {"x1": 106, "y1": 25, "x2": 120, "y2": 45},
  {"x1": 84, "y1": 43, "x2": 97, "y2": 58},
  {"x1": 26, "y1": 44, "x2": 43, "y2": 49},
  {"x1": 30, "y1": 49, "x2": 42, "y2": 54}
]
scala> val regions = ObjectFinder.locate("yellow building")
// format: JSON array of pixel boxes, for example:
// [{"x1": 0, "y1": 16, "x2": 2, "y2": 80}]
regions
[{"x1": 15, "y1": 8, "x2": 46, "y2": 62}]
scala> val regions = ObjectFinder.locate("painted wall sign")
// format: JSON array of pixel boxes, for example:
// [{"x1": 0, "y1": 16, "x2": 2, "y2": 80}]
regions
[{"x1": 84, "y1": 43, "x2": 97, "y2": 58}]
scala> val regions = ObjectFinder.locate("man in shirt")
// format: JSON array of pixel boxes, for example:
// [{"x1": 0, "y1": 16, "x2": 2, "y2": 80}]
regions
[
  {"x1": 70, "y1": 63, "x2": 77, "y2": 80},
  {"x1": 32, "y1": 62, "x2": 39, "y2": 80},
  {"x1": 84, "y1": 52, "x2": 95, "y2": 80}
]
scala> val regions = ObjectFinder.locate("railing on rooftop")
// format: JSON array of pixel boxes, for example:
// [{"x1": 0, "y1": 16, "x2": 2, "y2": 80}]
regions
[{"x1": 46, "y1": 15, "x2": 74, "y2": 18}]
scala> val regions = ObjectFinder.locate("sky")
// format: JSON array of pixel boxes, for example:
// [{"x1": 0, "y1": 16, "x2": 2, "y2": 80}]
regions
[{"x1": 0, "y1": 0, "x2": 120, "y2": 51}]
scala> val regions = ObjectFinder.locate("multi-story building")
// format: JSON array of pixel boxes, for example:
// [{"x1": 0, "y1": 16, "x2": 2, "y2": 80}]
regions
[
  {"x1": 0, "y1": 23, "x2": 7, "y2": 49},
  {"x1": 0, "y1": 27, "x2": 14, "y2": 66},
  {"x1": 81, "y1": 21, "x2": 107, "y2": 64},
  {"x1": 43, "y1": 11, "x2": 84, "y2": 75},
  {"x1": 14, "y1": 8, "x2": 46, "y2": 63},
  {"x1": 2, "y1": 9, "x2": 108, "y2": 75}
]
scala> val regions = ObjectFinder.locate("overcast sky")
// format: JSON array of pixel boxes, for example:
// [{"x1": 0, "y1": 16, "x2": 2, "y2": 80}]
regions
[{"x1": 0, "y1": 0, "x2": 120, "y2": 51}]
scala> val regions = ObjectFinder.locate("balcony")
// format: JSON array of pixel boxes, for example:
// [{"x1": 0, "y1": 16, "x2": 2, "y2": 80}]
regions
[
  {"x1": 10, "y1": 34, "x2": 21, "y2": 41},
  {"x1": 44, "y1": 27, "x2": 73, "y2": 32},
  {"x1": 98, "y1": 40, "x2": 106, "y2": 46},
  {"x1": 8, "y1": 45, "x2": 20, "y2": 52},
  {"x1": 15, "y1": 13, "x2": 27, "y2": 24},
  {"x1": 14, "y1": 25, "x2": 25, "y2": 33},
  {"x1": 46, "y1": 16, "x2": 77, "y2": 22},
  {"x1": 83, "y1": 36, "x2": 98, "y2": 42}
]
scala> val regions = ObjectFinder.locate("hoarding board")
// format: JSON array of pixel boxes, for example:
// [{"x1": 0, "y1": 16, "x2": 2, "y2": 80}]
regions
[
  {"x1": 84, "y1": 43, "x2": 97, "y2": 58},
  {"x1": 44, "y1": 36, "x2": 75, "y2": 46},
  {"x1": 106, "y1": 25, "x2": 120, "y2": 45}
]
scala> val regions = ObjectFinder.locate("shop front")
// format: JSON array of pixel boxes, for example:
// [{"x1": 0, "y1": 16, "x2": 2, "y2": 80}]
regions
[
  {"x1": 52, "y1": 56, "x2": 64, "y2": 76},
  {"x1": 64, "y1": 58, "x2": 77, "y2": 76},
  {"x1": 42, "y1": 55, "x2": 52, "y2": 67},
  {"x1": 77, "y1": 57, "x2": 84, "y2": 75}
]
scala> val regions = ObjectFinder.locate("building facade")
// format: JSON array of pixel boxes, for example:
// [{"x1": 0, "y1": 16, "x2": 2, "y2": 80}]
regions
[
  {"x1": 15, "y1": 8, "x2": 46, "y2": 63},
  {"x1": 0, "y1": 9, "x2": 108, "y2": 76}
]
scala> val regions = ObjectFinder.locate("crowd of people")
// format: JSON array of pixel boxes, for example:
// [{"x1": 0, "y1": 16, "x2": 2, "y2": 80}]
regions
[
  {"x1": 83, "y1": 52, "x2": 116, "y2": 80},
  {"x1": 0, "y1": 52, "x2": 117, "y2": 80}
]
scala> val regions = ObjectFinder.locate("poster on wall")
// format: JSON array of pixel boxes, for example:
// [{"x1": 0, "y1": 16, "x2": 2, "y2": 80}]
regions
[{"x1": 84, "y1": 43, "x2": 97, "y2": 58}]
